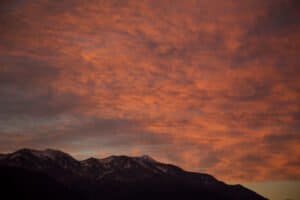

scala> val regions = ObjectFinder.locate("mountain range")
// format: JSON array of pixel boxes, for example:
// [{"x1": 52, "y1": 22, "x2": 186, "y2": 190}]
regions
[{"x1": 0, "y1": 148, "x2": 267, "y2": 200}]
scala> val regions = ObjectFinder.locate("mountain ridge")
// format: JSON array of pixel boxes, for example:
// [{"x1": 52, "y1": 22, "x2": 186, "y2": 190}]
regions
[{"x1": 0, "y1": 148, "x2": 268, "y2": 200}]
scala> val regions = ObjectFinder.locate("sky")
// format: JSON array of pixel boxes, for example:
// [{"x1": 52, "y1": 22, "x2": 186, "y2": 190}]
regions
[{"x1": 0, "y1": 0, "x2": 299, "y2": 199}]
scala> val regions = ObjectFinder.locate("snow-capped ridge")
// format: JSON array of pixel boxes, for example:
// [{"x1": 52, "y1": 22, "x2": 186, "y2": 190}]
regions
[
  {"x1": 7, "y1": 148, "x2": 76, "y2": 161},
  {"x1": 2, "y1": 149, "x2": 179, "y2": 176},
  {"x1": 81, "y1": 157, "x2": 102, "y2": 166},
  {"x1": 137, "y1": 155, "x2": 156, "y2": 162}
]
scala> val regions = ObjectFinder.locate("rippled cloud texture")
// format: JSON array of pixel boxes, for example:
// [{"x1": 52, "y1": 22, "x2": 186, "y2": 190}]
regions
[{"x1": 0, "y1": 0, "x2": 299, "y2": 183}]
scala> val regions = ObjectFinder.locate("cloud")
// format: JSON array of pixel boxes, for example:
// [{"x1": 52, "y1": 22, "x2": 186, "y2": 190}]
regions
[
  {"x1": 0, "y1": 0, "x2": 299, "y2": 182},
  {"x1": 0, "y1": 55, "x2": 60, "y2": 87},
  {"x1": 249, "y1": 0, "x2": 300, "y2": 35}
]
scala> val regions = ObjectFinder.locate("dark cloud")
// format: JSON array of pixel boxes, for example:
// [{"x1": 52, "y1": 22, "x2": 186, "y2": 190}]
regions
[
  {"x1": 0, "y1": 116, "x2": 174, "y2": 156},
  {"x1": 0, "y1": 87, "x2": 87, "y2": 119},
  {"x1": 0, "y1": 55, "x2": 60, "y2": 88},
  {"x1": 250, "y1": 0, "x2": 300, "y2": 35},
  {"x1": 263, "y1": 133, "x2": 300, "y2": 149}
]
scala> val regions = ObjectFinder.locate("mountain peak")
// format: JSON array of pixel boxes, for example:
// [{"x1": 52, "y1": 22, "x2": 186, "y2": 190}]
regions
[
  {"x1": 99, "y1": 154, "x2": 156, "y2": 163},
  {"x1": 138, "y1": 155, "x2": 156, "y2": 162},
  {"x1": 9, "y1": 148, "x2": 75, "y2": 161},
  {"x1": 81, "y1": 157, "x2": 101, "y2": 166},
  {"x1": 1, "y1": 148, "x2": 81, "y2": 172}
]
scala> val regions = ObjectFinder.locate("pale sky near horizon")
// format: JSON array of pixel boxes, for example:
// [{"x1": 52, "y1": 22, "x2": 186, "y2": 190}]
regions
[{"x1": 245, "y1": 181, "x2": 300, "y2": 200}]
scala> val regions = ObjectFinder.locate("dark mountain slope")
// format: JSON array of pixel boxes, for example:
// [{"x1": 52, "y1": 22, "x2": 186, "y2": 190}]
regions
[
  {"x1": 0, "y1": 148, "x2": 268, "y2": 200},
  {"x1": 0, "y1": 166, "x2": 82, "y2": 200}
]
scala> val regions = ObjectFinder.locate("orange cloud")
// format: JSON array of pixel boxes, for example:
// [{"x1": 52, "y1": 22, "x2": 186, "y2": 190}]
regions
[{"x1": 0, "y1": 0, "x2": 299, "y2": 183}]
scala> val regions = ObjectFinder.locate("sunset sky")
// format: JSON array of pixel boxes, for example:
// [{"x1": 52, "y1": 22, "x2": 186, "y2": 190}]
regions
[{"x1": 0, "y1": 0, "x2": 299, "y2": 199}]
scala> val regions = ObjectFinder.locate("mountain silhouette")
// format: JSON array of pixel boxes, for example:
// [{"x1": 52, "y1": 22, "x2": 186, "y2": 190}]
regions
[{"x1": 0, "y1": 148, "x2": 268, "y2": 200}]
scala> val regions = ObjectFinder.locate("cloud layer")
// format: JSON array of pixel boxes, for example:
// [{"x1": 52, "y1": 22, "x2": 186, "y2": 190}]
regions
[{"x1": 0, "y1": 0, "x2": 299, "y2": 182}]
